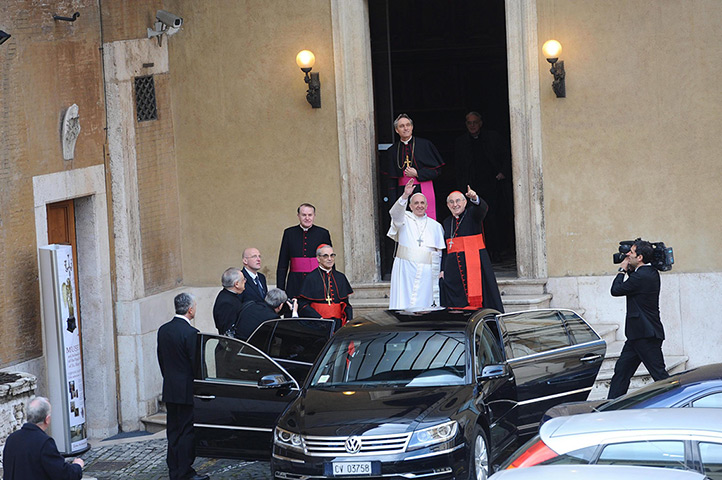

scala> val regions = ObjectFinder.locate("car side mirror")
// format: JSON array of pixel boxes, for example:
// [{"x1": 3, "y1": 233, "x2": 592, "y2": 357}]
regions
[
  {"x1": 258, "y1": 374, "x2": 293, "y2": 389},
  {"x1": 479, "y1": 364, "x2": 509, "y2": 381}
]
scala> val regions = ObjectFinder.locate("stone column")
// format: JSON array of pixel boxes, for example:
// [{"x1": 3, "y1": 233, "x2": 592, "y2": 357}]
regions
[
  {"x1": 505, "y1": 0, "x2": 548, "y2": 278},
  {"x1": 331, "y1": 0, "x2": 380, "y2": 283}
]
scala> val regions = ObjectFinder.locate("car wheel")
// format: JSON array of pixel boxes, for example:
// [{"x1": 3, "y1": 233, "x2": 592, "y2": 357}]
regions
[{"x1": 468, "y1": 425, "x2": 490, "y2": 480}]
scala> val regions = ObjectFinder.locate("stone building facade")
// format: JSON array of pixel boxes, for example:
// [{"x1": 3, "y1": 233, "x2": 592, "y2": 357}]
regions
[{"x1": 1, "y1": 0, "x2": 721, "y2": 437}]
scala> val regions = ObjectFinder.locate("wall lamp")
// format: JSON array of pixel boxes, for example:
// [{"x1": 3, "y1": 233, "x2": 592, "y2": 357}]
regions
[
  {"x1": 296, "y1": 50, "x2": 321, "y2": 108},
  {"x1": 0, "y1": 30, "x2": 10, "y2": 45},
  {"x1": 542, "y1": 39, "x2": 566, "y2": 98},
  {"x1": 147, "y1": 10, "x2": 183, "y2": 46}
]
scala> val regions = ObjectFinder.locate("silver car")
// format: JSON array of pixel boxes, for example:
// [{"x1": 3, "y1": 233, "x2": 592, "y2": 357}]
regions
[
  {"x1": 490, "y1": 465, "x2": 709, "y2": 479},
  {"x1": 501, "y1": 408, "x2": 722, "y2": 479}
]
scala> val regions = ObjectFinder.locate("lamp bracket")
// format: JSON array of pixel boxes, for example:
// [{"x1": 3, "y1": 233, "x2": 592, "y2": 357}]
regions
[{"x1": 53, "y1": 12, "x2": 80, "y2": 22}]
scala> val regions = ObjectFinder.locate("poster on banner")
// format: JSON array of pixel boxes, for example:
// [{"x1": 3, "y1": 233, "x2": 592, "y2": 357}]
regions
[{"x1": 39, "y1": 244, "x2": 88, "y2": 453}]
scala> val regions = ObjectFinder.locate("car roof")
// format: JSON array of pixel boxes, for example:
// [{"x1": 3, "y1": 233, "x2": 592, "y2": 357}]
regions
[
  {"x1": 542, "y1": 408, "x2": 722, "y2": 439},
  {"x1": 341, "y1": 308, "x2": 481, "y2": 334},
  {"x1": 489, "y1": 465, "x2": 707, "y2": 480},
  {"x1": 674, "y1": 363, "x2": 722, "y2": 384}
]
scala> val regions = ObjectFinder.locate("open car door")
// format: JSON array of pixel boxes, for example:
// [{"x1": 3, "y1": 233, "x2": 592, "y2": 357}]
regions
[
  {"x1": 496, "y1": 309, "x2": 606, "y2": 437},
  {"x1": 194, "y1": 334, "x2": 301, "y2": 460}
]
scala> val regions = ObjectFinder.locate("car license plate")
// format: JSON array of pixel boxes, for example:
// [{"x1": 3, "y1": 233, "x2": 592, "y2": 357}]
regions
[{"x1": 331, "y1": 461, "x2": 372, "y2": 476}]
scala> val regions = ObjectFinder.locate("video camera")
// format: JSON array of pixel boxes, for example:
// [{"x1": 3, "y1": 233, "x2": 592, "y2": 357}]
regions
[{"x1": 613, "y1": 238, "x2": 674, "y2": 271}]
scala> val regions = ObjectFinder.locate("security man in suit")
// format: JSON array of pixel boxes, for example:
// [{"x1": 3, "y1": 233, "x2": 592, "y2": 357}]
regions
[
  {"x1": 239, "y1": 247, "x2": 268, "y2": 304},
  {"x1": 607, "y1": 239, "x2": 669, "y2": 399},
  {"x1": 157, "y1": 292, "x2": 209, "y2": 480}
]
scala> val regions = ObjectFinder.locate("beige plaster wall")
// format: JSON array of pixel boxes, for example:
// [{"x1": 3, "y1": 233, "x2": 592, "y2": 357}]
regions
[
  {"x1": 537, "y1": 0, "x2": 722, "y2": 277},
  {"x1": 165, "y1": 0, "x2": 344, "y2": 286}
]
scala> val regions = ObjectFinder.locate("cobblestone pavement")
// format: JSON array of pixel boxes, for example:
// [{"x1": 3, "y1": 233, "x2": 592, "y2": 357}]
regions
[{"x1": 78, "y1": 432, "x2": 272, "y2": 480}]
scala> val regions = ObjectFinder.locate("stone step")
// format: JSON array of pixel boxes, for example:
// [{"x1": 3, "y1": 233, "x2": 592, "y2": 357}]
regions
[
  {"x1": 140, "y1": 412, "x2": 167, "y2": 434},
  {"x1": 497, "y1": 278, "x2": 548, "y2": 296},
  {"x1": 589, "y1": 354, "x2": 688, "y2": 401},
  {"x1": 352, "y1": 278, "x2": 549, "y2": 300},
  {"x1": 351, "y1": 293, "x2": 552, "y2": 317},
  {"x1": 592, "y1": 323, "x2": 619, "y2": 344},
  {"x1": 350, "y1": 282, "x2": 390, "y2": 300}
]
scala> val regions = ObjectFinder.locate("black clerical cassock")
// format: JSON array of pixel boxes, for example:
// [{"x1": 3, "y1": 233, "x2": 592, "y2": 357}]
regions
[
  {"x1": 441, "y1": 200, "x2": 504, "y2": 312},
  {"x1": 298, "y1": 267, "x2": 353, "y2": 331},
  {"x1": 383, "y1": 137, "x2": 444, "y2": 219},
  {"x1": 277, "y1": 225, "x2": 332, "y2": 299}
]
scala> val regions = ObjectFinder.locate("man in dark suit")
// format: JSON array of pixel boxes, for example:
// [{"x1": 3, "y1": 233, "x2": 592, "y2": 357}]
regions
[
  {"x1": 239, "y1": 247, "x2": 268, "y2": 304},
  {"x1": 157, "y1": 292, "x2": 208, "y2": 480},
  {"x1": 607, "y1": 240, "x2": 668, "y2": 399},
  {"x1": 235, "y1": 288, "x2": 298, "y2": 340},
  {"x1": 212, "y1": 267, "x2": 246, "y2": 335},
  {"x1": 2, "y1": 396, "x2": 84, "y2": 480}
]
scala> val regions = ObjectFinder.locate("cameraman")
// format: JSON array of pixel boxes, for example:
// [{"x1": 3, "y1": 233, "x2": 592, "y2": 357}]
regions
[{"x1": 607, "y1": 239, "x2": 669, "y2": 399}]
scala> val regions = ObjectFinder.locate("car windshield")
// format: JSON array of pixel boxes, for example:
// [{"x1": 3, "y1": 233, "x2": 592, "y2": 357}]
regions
[{"x1": 310, "y1": 331, "x2": 467, "y2": 388}]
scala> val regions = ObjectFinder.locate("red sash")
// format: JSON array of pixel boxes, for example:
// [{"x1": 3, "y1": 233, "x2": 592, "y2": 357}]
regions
[
  {"x1": 311, "y1": 301, "x2": 348, "y2": 325},
  {"x1": 446, "y1": 233, "x2": 486, "y2": 307},
  {"x1": 398, "y1": 177, "x2": 436, "y2": 220},
  {"x1": 290, "y1": 257, "x2": 319, "y2": 273}
]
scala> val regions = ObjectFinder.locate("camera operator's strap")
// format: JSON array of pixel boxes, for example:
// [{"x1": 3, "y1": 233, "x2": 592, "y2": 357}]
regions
[{"x1": 446, "y1": 233, "x2": 486, "y2": 307}]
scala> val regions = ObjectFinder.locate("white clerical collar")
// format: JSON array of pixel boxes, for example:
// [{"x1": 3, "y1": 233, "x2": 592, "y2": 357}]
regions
[
  {"x1": 299, "y1": 224, "x2": 311, "y2": 232},
  {"x1": 174, "y1": 314, "x2": 191, "y2": 325},
  {"x1": 401, "y1": 137, "x2": 413, "y2": 145},
  {"x1": 319, "y1": 265, "x2": 332, "y2": 273}
]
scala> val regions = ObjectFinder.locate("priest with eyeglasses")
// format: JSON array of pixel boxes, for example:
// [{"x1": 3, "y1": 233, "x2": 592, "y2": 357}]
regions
[{"x1": 298, "y1": 244, "x2": 353, "y2": 330}]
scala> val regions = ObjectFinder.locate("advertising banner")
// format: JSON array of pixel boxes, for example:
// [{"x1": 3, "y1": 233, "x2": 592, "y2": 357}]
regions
[{"x1": 38, "y1": 244, "x2": 88, "y2": 455}]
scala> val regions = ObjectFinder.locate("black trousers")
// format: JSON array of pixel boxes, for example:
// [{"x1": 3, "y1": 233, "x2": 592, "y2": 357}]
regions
[
  {"x1": 166, "y1": 402, "x2": 196, "y2": 480},
  {"x1": 608, "y1": 337, "x2": 669, "y2": 399}
]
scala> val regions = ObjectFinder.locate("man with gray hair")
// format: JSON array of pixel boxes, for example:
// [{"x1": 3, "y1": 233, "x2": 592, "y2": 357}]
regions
[
  {"x1": 212, "y1": 267, "x2": 246, "y2": 335},
  {"x1": 234, "y1": 288, "x2": 298, "y2": 340},
  {"x1": 157, "y1": 293, "x2": 208, "y2": 480},
  {"x1": 2, "y1": 396, "x2": 84, "y2": 479}
]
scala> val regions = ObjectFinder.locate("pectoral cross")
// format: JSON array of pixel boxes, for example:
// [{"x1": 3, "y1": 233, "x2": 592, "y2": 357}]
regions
[
  {"x1": 417, "y1": 238, "x2": 423, "y2": 246},
  {"x1": 326, "y1": 295, "x2": 333, "y2": 305},
  {"x1": 448, "y1": 239, "x2": 454, "y2": 247},
  {"x1": 404, "y1": 154, "x2": 411, "y2": 170}
]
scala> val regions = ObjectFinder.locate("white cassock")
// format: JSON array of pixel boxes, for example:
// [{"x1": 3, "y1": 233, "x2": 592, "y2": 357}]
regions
[{"x1": 387, "y1": 197, "x2": 446, "y2": 309}]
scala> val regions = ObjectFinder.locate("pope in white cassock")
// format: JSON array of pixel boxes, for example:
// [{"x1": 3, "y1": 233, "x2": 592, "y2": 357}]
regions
[{"x1": 387, "y1": 179, "x2": 446, "y2": 309}]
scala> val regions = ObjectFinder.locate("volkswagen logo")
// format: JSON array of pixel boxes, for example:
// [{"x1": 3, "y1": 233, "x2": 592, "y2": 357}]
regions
[{"x1": 344, "y1": 436, "x2": 362, "y2": 454}]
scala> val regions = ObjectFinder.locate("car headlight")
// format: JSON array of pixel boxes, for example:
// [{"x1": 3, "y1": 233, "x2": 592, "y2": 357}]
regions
[
  {"x1": 407, "y1": 420, "x2": 458, "y2": 450},
  {"x1": 274, "y1": 426, "x2": 304, "y2": 452}
]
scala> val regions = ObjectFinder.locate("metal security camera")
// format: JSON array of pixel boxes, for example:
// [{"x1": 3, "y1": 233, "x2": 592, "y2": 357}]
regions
[
  {"x1": 155, "y1": 10, "x2": 183, "y2": 29},
  {"x1": 147, "y1": 10, "x2": 183, "y2": 45}
]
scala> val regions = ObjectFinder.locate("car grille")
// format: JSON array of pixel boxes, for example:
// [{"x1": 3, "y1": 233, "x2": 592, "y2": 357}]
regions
[{"x1": 303, "y1": 432, "x2": 412, "y2": 457}]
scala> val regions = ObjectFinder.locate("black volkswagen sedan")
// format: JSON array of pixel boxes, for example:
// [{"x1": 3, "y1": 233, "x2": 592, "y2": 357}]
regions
[{"x1": 269, "y1": 308, "x2": 605, "y2": 480}]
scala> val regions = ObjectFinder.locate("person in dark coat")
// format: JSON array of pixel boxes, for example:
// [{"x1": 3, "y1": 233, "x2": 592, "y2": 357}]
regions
[
  {"x1": 382, "y1": 114, "x2": 444, "y2": 220},
  {"x1": 2, "y1": 396, "x2": 84, "y2": 480},
  {"x1": 298, "y1": 245, "x2": 353, "y2": 331},
  {"x1": 212, "y1": 267, "x2": 246, "y2": 335},
  {"x1": 454, "y1": 112, "x2": 513, "y2": 258},
  {"x1": 607, "y1": 240, "x2": 668, "y2": 399},
  {"x1": 440, "y1": 186, "x2": 504, "y2": 312},
  {"x1": 234, "y1": 288, "x2": 298, "y2": 340},
  {"x1": 239, "y1": 247, "x2": 268, "y2": 304},
  {"x1": 276, "y1": 203, "x2": 333, "y2": 299},
  {"x1": 157, "y1": 292, "x2": 208, "y2": 480}
]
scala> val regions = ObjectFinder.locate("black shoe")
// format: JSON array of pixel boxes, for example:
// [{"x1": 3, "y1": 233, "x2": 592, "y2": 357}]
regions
[{"x1": 189, "y1": 475, "x2": 209, "y2": 480}]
